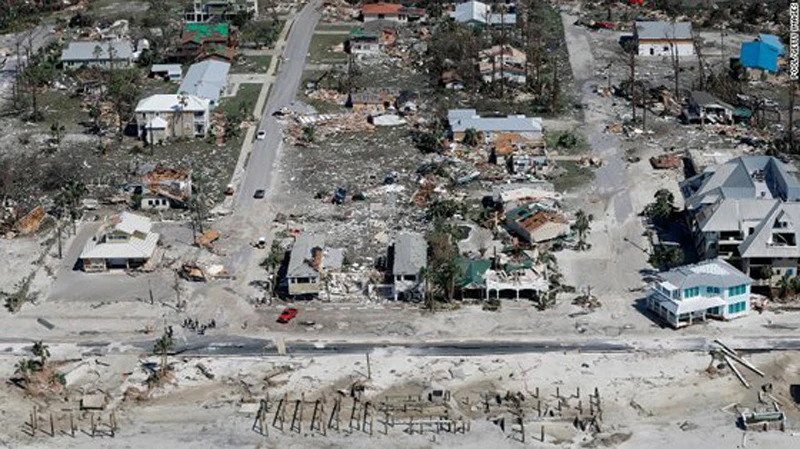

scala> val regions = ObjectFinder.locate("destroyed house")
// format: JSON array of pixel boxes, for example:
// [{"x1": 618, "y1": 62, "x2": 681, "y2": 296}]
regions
[
  {"x1": 138, "y1": 165, "x2": 192, "y2": 210},
  {"x1": 347, "y1": 28, "x2": 382, "y2": 56},
  {"x1": 180, "y1": 23, "x2": 233, "y2": 61},
  {"x1": 680, "y1": 156, "x2": 800, "y2": 267},
  {"x1": 347, "y1": 89, "x2": 399, "y2": 112},
  {"x1": 685, "y1": 91, "x2": 734, "y2": 124},
  {"x1": 391, "y1": 232, "x2": 427, "y2": 300},
  {"x1": 285, "y1": 234, "x2": 343, "y2": 296},
  {"x1": 485, "y1": 261, "x2": 549, "y2": 301},
  {"x1": 361, "y1": 2, "x2": 425, "y2": 23},
  {"x1": 457, "y1": 257, "x2": 492, "y2": 300},
  {"x1": 646, "y1": 258, "x2": 752, "y2": 328},
  {"x1": 60, "y1": 40, "x2": 134, "y2": 69},
  {"x1": 450, "y1": 1, "x2": 516, "y2": 27},
  {"x1": 80, "y1": 212, "x2": 160, "y2": 272},
  {"x1": 178, "y1": 59, "x2": 230, "y2": 107},
  {"x1": 184, "y1": 0, "x2": 259, "y2": 23},
  {"x1": 634, "y1": 21, "x2": 693, "y2": 57},
  {"x1": 448, "y1": 109, "x2": 543, "y2": 145}
]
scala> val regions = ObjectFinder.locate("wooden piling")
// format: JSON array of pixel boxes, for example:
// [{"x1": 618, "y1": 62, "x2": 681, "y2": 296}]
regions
[
  {"x1": 49, "y1": 413, "x2": 54, "y2": 437},
  {"x1": 541, "y1": 425, "x2": 545, "y2": 442},
  {"x1": 70, "y1": 413, "x2": 75, "y2": 437}
]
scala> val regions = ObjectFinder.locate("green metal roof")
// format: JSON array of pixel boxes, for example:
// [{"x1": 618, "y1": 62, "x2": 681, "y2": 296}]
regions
[
  {"x1": 184, "y1": 23, "x2": 230, "y2": 44},
  {"x1": 457, "y1": 258, "x2": 492, "y2": 288}
]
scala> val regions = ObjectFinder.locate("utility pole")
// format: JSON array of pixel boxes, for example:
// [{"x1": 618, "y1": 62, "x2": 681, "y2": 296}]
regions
[{"x1": 629, "y1": 49, "x2": 636, "y2": 121}]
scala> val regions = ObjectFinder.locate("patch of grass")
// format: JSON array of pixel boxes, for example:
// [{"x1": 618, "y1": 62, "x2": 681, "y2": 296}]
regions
[
  {"x1": 231, "y1": 55, "x2": 272, "y2": 74},
  {"x1": 551, "y1": 162, "x2": 595, "y2": 192},
  {"x1": 37, "y1": 89, "x2": 89, "y2": 133},
  {"x1": 220, "y1": 83, "x2": 262, "y2": 118},
  {"x1": 308, "y1": 33, "x2": 349, "y2": 64},
  {"x1": 314, "y1": 24, "x2": 354, "y2": 33}
]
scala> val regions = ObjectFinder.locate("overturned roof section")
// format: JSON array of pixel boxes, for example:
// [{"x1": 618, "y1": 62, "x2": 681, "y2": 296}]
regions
[
  {"x1": 61, "y1": 40, "x2": 134, "y2": 61},
  {"x1": 690, "y1": 91, "x2": 734, "y2": 110},
  {"x1": 393, "y1": 232, "x2": 427, "y2": 276},
  {"x1": 657, "y1": 258, "x2": 751, "y2": 291},
  {"x1": 635, "y1": 21, "x2": 692, "y2": 40},
  {"x1": 178, "y1": 60, "x2": 230, "y2": 104}
]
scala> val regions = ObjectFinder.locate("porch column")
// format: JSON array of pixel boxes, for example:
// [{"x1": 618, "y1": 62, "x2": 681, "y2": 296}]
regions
[{"x1": 516, "y1": 289, "x2": 520, "y2": 301}]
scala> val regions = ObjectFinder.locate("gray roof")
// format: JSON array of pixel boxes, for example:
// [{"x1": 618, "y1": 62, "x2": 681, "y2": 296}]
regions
[
  {"x1": 61, "y1": 40, "x2": 134, "y2": 62},
  {"x1": 151, "y1": 64, "x2": 183, "y2": 74},
  {"x1": 635, "y1": 21, "x2": 692, "y2": 40},
  {"x1": 658, "y1": 258, "x2": 751, "y2": 291},
  {"x1": 286, "y1": 234, "x2": 343, "y2": 278},
  {"x1": 739, "y1": 202, "x2": 800, "y2": 258},
  {"x1": 178, "y1": 60, "x2": 230, "y2": 104},
  {"x1": 690, "y1": 91, "x2": 734, "y2": 110},
  {"x1": 392, "y1": 232, "x2": 427, "y2": 276},
  {"x1": 448, "y1": 109, "x2": 542, "y2": 134},
  {"x1": 696, "y1": 198, "x2": 778, "y2": 232},
  {"x1": 682, "y1": 156, "x2": 800, "y2": 210}
]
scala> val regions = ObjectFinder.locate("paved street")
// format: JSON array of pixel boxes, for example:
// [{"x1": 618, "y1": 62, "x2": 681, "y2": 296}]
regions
[{"x1": 561, "y1": 12, "x2": 632, "y2": 223}]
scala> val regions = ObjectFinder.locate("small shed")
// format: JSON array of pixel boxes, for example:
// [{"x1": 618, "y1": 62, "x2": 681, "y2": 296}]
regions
[{"x1": 151, "y1": 64, "x2": 183, "y2": 82}]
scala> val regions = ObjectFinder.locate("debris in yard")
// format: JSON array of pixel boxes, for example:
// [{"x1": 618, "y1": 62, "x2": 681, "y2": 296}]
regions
[{"x1": 649, "y1": 153, "x2": 682, "y2": 170}]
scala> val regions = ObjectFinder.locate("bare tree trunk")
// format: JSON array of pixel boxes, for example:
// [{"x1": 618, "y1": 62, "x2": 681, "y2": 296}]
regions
[{"x1": 629, "y1": 49, "x2": 636, "y2": 121}]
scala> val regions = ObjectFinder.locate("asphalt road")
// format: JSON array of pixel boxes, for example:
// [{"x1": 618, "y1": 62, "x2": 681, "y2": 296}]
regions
[
  {"x1": 234, "y1": 0, "x2": 322, "y2": 214},
  {"x1": 74, "y1": 335, "x2": 800, "y2": 358}
]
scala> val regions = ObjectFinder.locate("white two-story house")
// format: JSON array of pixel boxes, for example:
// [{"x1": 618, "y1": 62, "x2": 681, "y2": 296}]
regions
[
  {"x1": 135, "y1": 94, "x2": 211, "y2": 144},
  {"x1": 646, "y1": 258, "x2": 752, "y2": 328}
]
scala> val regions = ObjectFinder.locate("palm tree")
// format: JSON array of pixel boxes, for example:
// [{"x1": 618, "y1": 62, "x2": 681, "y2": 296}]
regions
[
  {"x1": 14, "y1": 358, "x2": 37, "y2": 384},
  {"x1": 31, "y1": 341, "x2": 50, "y2": 367},
  {"x1": 573, "y1": 209, "x2": 593, "y2": 251},
  {"x1": 153, "y1": 334, "x2": 174, "y2": 378},
  {"x1": 418, "y1": 266, "x2": 436, "y2": 311}
]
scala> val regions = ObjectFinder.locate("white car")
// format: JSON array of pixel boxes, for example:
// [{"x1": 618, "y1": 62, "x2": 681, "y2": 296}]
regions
[{"x1": 257, "y1": 130, "x2": 267, "y2": 140}]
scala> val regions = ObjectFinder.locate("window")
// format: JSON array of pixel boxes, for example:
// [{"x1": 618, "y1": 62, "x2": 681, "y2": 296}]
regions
[
  {"x1": 683, "y1": 287, "x2": 700, "y2": 298},
  {"x1": 788, "y1": 268, "x2": 795, "y2": 276},
  {"x1": 727, "y1": 301, "x2": 747, "y2": 314},
  {"x1": 728, "y1": 284, "x2": 747, "y2": 297},
  {"x1": 706, "y1": 286, "x2": 720, "y2": 295}
]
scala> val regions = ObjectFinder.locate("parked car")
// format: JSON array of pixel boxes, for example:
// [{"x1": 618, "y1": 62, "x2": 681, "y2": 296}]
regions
[
  {"x1": 277, "y1": 307, "x2": 298, "y2": 323},
  {"x1": 253, "y1": 189, "x2": 266, "y2": 199},
  {"x1": 257, "y1": 130, "x2": 267, "y2": 140}
]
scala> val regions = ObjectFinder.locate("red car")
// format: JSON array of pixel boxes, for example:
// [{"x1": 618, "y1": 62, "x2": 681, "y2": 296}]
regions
[{"x1": 277, "y1": 307, "x2": 298, "y2": 323}]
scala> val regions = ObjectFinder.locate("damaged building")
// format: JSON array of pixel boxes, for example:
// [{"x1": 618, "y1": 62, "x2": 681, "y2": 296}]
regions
[
  {"x1": 390, "y1": 232, "x2": 427, "y2": 301},
  {"x1": 285, "y1": 233, "x2": 344, "y2": 297},
  {"x1": 448, "y1": 109, "x2": 544, "y2": 147},
  {"x1": 80, "y1": 212, "x2": 161, "y2": 272},
  {"x1": 681, "y1": 156, "x2": 800, "y2": 280},
  {"x1": 135, "y1": 165, "x2": 193, "y2": 210},
  {"x1": 504, "y1": 204, "x2": 569, "y2": 244}
]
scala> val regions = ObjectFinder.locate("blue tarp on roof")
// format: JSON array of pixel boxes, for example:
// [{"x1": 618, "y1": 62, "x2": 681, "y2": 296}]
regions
[
  {"x1": 758, "y1": 33, "x2": 785, "y2": 56},
  {"x1": 740, "y1": 41, "x2": 779, "y2": 73}
]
